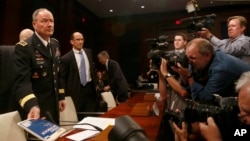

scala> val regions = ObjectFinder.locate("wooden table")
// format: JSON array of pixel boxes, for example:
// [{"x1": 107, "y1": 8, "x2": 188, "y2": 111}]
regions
[{"x1": 57, "y1": 91, "x2": 165, "y2": 141}]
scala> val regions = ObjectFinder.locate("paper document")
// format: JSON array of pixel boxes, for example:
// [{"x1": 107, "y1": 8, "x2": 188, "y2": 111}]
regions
[
  {"x1": 66, "y1": 130, "x2": 100, "y2": 141},
  {"x1": 73, "y1": 117, "x2": 115, "y2": 131},
  {"x1": 152, "y1": 101, "x2": 160, "y2": 116},
  {"x1": 17, "y1": 118, "x2": 66, "y2": 141}
]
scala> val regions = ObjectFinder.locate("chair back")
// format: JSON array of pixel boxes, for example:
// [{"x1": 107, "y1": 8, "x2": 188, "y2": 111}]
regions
[
  {"x1": 59, "y1": 96, "x2": 78, "y2": 130},
  {"x1": 101, "y1": 91, "x2": 117, "y2": 111},
  {"x1": 0, "y1": 111, "x2": 27, "y2": 141}
]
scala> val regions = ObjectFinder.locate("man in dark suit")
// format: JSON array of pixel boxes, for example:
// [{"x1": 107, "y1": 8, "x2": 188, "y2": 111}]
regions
[
  {"x1": 97, "y1": 50, "x2": 129, "y2": 103},
  {"x1": 0, "y1": 29, "x2": 34, "y2": 114},
  {"x1": 60, "y1": 32, "x2": 98, "y2": 115},
  {"x1": 13, "y1": 8, "x2": 66, "y2": 123},
  {"x1": 0, "y1": 45, "x2": 15, "y2": 114}
]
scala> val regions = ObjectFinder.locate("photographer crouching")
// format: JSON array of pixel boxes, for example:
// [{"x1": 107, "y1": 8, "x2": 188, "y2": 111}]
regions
[{"x1": 158, "y1": 38, "x2": 250, "y2": 141}]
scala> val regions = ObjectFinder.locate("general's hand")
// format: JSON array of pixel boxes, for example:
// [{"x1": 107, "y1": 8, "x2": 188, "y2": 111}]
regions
[
  {"x1": 59, "y1": 100, "x2": 66, "y2": 112},
  {"x1": 199, "y1": 117, "x2": 222, "y2": 141},
  {"x1": 104, "y1": 85, "x2": 111, "y2": 91},
  {"x1": 27, "y1": 106, "x2": 40, "y2": 120},
  {"x1": 173, "y1": 122, "x2": 188, "y2": 141}
]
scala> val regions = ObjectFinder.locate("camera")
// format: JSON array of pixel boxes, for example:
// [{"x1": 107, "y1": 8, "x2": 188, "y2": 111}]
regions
[
  {"x1": 146, "y1": 36, "x2": 189, "y2": 73},
  {"x1": 180, "y1": 13, "x2": 217, "y2": 33},
  {"x1": 181, "y1": 1, "x2": 216, "y2": 33},
  {"x1": 165, "y1": 95, "x2": 239, "y2": 139},
  {"x1": 145, "y1": 35, "x2": 169, "y2": 51},
  {"x1": 109, "y1": 115, "x2": 149, "y2": 141}
]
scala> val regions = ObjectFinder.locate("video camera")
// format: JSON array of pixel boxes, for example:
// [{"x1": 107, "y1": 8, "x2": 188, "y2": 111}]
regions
[
  {"x1": 146, "y1": 35, "x2": 189, "y2": 73},
  {"x1": 178, "y1": 0, "x2": 216, "y2": 33},
  {"x1": 145, "y1": 35, "x2": 169, "y2": 51},
  {"x1": 165, "y1": 95, "x2": 239, "y2": 139},
  {"x1": 180, "y1": 13, "x2": 217, "y2": 33}
]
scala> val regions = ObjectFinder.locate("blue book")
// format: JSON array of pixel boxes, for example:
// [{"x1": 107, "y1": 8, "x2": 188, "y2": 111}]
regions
[{"x1": 17, "y1": 118, "x2": 66, "y2": 141}]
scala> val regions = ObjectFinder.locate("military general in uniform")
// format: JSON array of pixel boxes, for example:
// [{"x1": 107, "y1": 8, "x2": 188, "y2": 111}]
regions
[{"x1": 13, "y1": 8, "x2": 66, "y2": 124}]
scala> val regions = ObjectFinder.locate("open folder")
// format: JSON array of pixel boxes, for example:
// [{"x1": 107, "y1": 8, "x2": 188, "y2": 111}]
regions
[{"x1": 17, "y1": 118, "x2": 66, "y2": 141}]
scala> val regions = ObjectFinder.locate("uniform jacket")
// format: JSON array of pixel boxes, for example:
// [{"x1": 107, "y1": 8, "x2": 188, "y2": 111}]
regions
[{"x1": 14, "y1": 34, "x2": 64, "y2": 122}]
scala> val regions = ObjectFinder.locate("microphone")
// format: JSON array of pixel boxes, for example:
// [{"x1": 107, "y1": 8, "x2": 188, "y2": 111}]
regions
[
  {"x1": 45, "y1": 111, "x2": 57, "y2": 125},
  {"x1": 60, "y1": 123, "x2": 103, "y2": 132},
  {"x1": 180, "y1": 13, "x2": 217, "y2": 23},
  {"x1": 180, "y1": 17, "x2": 197, "y2": 23},
  {"x1": 46, "y1": 111, "x2": 103, "y2": 131}
]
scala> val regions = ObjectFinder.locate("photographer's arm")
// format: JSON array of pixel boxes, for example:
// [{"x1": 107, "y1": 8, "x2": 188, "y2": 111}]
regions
[
  {"x1": 197, "y1": 28, "x2": 227, "y2": 50},
  {"x1": 158, "y1": 72, "x2": 168, "y2": 100},
  {"x1": 160, "y1": 59, "x2": 189, "y2": 97}
]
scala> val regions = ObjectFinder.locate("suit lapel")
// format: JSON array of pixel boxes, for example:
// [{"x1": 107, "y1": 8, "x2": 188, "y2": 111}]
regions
[{"x1": 70, "y1": 50, "x2": 78, "y2": 71}]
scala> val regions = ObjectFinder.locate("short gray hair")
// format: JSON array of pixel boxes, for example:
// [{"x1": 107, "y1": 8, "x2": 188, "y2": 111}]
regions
[
  {"x1": 235, "y1": 71, "x2": 250, "y2": 92},
  {"x1": 97, "y1": 50, "x2": 109, "y2": 59},
  {"x1": 32, "y1": 8, "x2": 51, "y2": 21}
]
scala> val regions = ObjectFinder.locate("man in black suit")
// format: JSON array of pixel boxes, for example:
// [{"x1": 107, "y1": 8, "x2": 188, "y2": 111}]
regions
[
  {"x1": 0, "y1": 45, "x2": 15, "y2": 114},
  {"x1": 97, "y1": 50, "x2": 129, "y2": 103},
  {"x1": 13, "y1": 8, "x2": 66, "y2": 123},
  {"x1": 0, "y1": 29, "x2": 34, "y2": 114},
  {"x1": 60, "y1": 32, "x2": 98, "y2": 115}
]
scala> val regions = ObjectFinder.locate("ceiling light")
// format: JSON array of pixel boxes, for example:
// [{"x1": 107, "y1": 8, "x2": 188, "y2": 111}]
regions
[
  {"x1": 141, "y1": 5, "x2": 145, "y2": 9},
  {"x1": 109, "y1": 9, "x2": 114, "y2": 12}
]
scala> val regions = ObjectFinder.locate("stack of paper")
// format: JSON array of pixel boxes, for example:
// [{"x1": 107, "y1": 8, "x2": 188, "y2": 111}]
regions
[
  {"x1": 66, "y1": 130, "x2": 100, "y2": 141},
  {"x1": 73, "y1": 117, "x2": 115, "y2": 131},
  {"x1": 66, "y1": 117, "x2": 115, "y2": 141}
]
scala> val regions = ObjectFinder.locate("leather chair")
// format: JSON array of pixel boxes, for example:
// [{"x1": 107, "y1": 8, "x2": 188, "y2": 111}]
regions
[{"x1": 0, "y1": 111, "x2": 27, "y2": 141}]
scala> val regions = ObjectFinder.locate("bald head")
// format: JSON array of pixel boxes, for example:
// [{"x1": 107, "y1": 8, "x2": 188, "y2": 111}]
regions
[{"x1": 19, "y1": 28, "x2": 34, "y2": 41}]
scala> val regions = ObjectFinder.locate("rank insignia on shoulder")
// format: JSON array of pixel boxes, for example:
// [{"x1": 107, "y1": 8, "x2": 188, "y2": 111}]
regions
[
  {"x1": 16, "y1": 41, "x2": 27, "y2": 47},
  {"x1": 51, "y1": 38, "x2": 59, "y2": 42}
]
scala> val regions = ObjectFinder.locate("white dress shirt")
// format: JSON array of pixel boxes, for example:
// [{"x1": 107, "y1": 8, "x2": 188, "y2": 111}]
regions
[{"x1": 73, "y1": 48, "x2": 92, "y2": 82}]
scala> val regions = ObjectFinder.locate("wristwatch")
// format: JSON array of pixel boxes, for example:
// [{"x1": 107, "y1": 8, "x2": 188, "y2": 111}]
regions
[{"x1": 164, "y1": 73, "x2": 172, "y2": 79}]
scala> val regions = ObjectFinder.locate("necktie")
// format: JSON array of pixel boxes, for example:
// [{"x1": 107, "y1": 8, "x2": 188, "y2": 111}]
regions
[
  {"x1": 47, "y1": 42, "x2": 52, "y2": 56},
  {"x1": 79, "y1": 51, "x2": 87, "y2": 86}
]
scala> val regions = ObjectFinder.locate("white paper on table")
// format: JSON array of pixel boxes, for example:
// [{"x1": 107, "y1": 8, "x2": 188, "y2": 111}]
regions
[
  {"x1": 73, "y1": 117, "x2": 115, "y2": 131},
  {"x1": 154, "y1": 93, "x2": 160, "y2": 100},
  {"x1": 152, "y1": 101, "x2": 159, "y2": 116},
  {"x1": 66, "y1": 130, "x2": 100, "y2": 141}
]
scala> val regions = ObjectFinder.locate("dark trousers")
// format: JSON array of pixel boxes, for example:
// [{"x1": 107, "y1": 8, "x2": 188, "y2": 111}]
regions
[
  {"x1": 74, "y1": 82, "x2": 99, "y2": 120},
  {"x1": 112, "y1": 90, "x2": 129, "y2": 103}
]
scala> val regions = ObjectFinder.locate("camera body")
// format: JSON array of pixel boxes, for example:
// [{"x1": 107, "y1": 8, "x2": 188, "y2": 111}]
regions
[
  {"x1": 145, "y1": 35, "x2": 169, "y2": 51},
  {"x1": 180, "y1": 13, "x2": 217, "y2": 33},
  {"x1": 165, "y1": 95, "x2": 239, "y2": 139},
  {"x1": 147, "y1": 48, "x2": 189, "y2": 74}
]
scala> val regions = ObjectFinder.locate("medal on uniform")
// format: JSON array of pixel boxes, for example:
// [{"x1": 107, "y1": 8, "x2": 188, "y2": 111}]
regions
[
  {"x1": 32, "y1": 72, "x2": 39, "y2": 78},
  {"x1": 42, "y1": 72, "x2": 47, "y2": 77}
]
